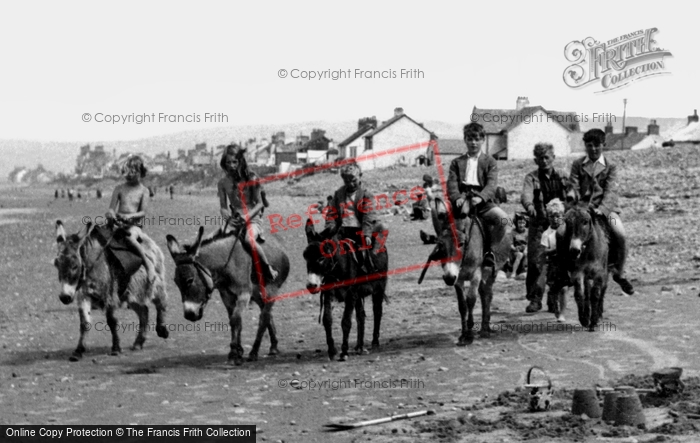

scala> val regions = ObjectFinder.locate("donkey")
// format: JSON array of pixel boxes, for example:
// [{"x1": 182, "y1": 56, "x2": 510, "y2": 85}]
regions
[
  {"x1": 557, "y1": 206, "x2": 610, "y2": 330},
  {"x1": 418, "y1": 198, "x2": 511, "y2": 345},
  {"x1": 53, "y1": 221, "x2": 169, "y2": 361},
  {"x1": 166, "y1": 226, "x2": 289, "y2": 365},
  {"x1": 304, "y1": 219, "x2": 389, "y2": 361}
]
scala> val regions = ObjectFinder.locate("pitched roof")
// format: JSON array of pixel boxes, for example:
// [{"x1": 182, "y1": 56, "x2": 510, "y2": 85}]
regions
[
  {"x1": 365, "y1": 113, "x2": 435, "y2": 138},
  {"x1": 338, "y1": 125, "x2": 374, "y2": 148},
  {"x1": 471, "y1": 105, "x2": 580, "y2": 134},
  {"x1": 630, "y1": 134, "x2": 665, "y2": 150},
  {"x1": 670, "y1": 121, "x2": 700, "y2": 142}
]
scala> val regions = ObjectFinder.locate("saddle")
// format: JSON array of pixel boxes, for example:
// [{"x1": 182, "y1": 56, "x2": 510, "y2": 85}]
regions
[{"x1": 93, "y1": 225, "x2": 144, "y2": 277}]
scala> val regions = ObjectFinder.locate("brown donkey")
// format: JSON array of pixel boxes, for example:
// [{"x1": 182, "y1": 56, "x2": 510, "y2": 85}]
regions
[
  {"x1": 557, "y1": 206, "x2": 610, "y2": 330},
  {"x1": 303, "y1": 219, "x2": 389, "y2": 361},
  {"x1": 166, "y1": 226, "x2": 289, "y2": 365},
  {"x1": 418, "y1": 198, "x2": 511, "y2": 345},
  {"x1": 53, "y1": 221, "x2": 169, "y2": 361}
]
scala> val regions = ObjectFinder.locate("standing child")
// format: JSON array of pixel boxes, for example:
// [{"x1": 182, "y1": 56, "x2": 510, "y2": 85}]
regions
[
  {"x1": 105, "y1": 156, "x2": 157, "y2": 285},
  {"x1": 218, "y1": 144, "x2": 278, "y2": 281},
  {"x1": 539, "y1": 198, "x2": 567, "y2": 321},
  {"x1": 507, "y1": 212, "x2": 529, "y2": 279}
]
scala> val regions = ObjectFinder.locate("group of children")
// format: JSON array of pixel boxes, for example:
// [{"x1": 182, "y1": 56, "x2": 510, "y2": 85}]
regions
[{"x1": 105, "y1": 121, "x2": 633, "y2": 317}]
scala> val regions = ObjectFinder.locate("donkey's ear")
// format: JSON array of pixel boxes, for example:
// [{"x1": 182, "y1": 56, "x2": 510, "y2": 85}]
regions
[
  {"x1": 305, "y1": 218, "x2": 321, "y2": 242},
  {"x1": 166, "y1": 235, "x2": 182, "y2": 257},
  {"x1": 77, "y1": 222, "x2": 93, "y2": 245},
  {"x1": 55, "y1": 220, "x2": 66, "y2": 243},
  {"x1": 191, "y1": 226, "x2": 205, "y2": 257}
]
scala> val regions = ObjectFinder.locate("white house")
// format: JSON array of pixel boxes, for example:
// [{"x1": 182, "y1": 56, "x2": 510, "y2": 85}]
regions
[
  {"x1": 472, "y1": 97, "x2": 580, "y2": 160},
  {"x1": 338, "y1": 108, "x2": 436, "y2": 171}
]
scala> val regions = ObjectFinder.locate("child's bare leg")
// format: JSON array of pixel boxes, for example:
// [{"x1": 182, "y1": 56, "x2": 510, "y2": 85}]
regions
[
  {"x1": 242, "y1": 231, "x2": 278, "y2": 281},
  {"x1": 125, "y1": 231, "x2": 156, "y2": 282}
]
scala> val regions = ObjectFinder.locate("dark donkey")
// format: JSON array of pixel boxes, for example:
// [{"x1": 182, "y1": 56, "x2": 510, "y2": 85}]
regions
[
  {"x1": 53, "y1": 221, "x2": 169, "y2": 361},
  {"x1": 304, "y1": 219, "x2": 389, "y2": 361},
  {"x1": 166, "y1": 226, "x2": 289, "y2": 365},
  {"x1": 418, "y1": 198, "x2": 511, "y2": 345},
  {"x1": 557, "y1": 206, "x2": 610, "y2": 330}
]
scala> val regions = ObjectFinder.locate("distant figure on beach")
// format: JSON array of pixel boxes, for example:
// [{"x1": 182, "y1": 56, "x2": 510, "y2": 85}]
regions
[
  {"x1": 68, "y1": 189, "x2": 74, "y2": 202},
  {"x1": 96, "y1": 188, "x2": 102, "y2": 199},
  {"x1": 54, "y1": 189, "x2": 59, "y2": 199},
  {"x1": 169, "y1": 185, "x2": 174, "y2": 199}
]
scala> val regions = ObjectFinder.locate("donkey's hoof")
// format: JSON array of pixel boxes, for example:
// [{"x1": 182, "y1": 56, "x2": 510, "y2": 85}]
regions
[
  {"x1": 228, "y1": 353, "x2": 244, "y2": 366},
  {"x1": 370, "y1": 342, "x2": 380, "y2": 352},
  {"x1": 355, "y1": 347, "x2": 369, "y2": 356},
  {"x1": 457, "y1": 334, "x2": 474, "y2": 346},
  {"x1": 110, "y1": 347, "x2": 122, "y2": 356},
  {"x1": 69, "y1": 353, "x2": 83, "y2": 362},
  {"x1": 268, "y1": 347, "x2": 279, "y2": 356},
  {"x1": 338, "y1": 353, "x2": 349, "y2": 362},
  {"x1": 130, "y1": 343, "x2": 144, "y2": 351},
  {"x1": 247, "y1": 353, "x2": 259, "y2": 362},
  {"x1": 478, "y1": 330, "x2": 492, "y2": 339},
  {"x1": 156, "y1": 325, "x2": 169, "y2": 339}
]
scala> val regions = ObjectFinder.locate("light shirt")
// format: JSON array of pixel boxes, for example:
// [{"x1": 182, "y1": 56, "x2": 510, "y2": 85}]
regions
[
  {"x1": 464, "y1": 153, "x2": 480, "y2": 186},
  {"x1": 582, "y1": 154, "x2": 606, "y2": 167},
  {"x1": 342, "y1": 191, "x2": 360, "y2": 227},
  {"x1": 541, "y1": 227, "x2": 557, "y2": 252}
]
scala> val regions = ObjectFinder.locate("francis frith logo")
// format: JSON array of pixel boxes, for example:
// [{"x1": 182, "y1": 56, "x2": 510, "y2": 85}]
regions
[{"x1": 563, "y1": 27, "x2": 672, "y2": 92}]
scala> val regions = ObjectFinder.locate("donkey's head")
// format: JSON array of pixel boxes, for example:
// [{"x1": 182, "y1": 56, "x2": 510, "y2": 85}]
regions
[
  {"x1": 564, "y1": 207, "x2": 593, "y2": 260},
  {"x1": 303, "y1": 218, "x2": 340, "y2": 293},
  {"x1": 53, "y1": 220, "x2": 91, "y2": 304},
  {"x1": 417, "y1": 198, "x2": 463, "y2": 286},
  {"x1": 166, "y1": 227, "x2": 214, "y2": 322}
]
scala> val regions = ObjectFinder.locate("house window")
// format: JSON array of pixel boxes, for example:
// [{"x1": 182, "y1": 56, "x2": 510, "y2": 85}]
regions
[
  {"x1": 350, "y1": 146, "x2": 357, "y2": 158},
  {"x1": 365, "y1": 138, "x2": 373, "y2": 151}
]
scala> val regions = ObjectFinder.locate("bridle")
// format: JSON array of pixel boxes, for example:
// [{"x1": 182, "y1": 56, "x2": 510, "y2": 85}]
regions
[{"x1": 173, "y1": 255, "x2": 215, "y2": 298}]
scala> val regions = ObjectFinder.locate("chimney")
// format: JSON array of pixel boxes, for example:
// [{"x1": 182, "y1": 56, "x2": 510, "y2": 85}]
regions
[
  {"x1": 394, "y1": 107, "x2": 404, "y2": 117},
  {"x1": 624, "y1": 126, "x2": 638, "y2": 136},
  {"x1": 688, "y1": 109, "x2": 699, "y2": 125},
  {"x1": 516, "y1": 96, "x2": 530, "y2": 111},
  {"x1": 604, "y1": 120, "x2": 614, "y2": 135},
  {"x1": 647, "y1": 119, "x2": 659, "y2": 136}
]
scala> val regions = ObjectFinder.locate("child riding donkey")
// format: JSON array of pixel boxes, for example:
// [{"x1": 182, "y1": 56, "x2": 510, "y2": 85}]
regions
[
  {"x1": 105, "y1": 156, "x2": 157, "y2": 288},
  {"x1": 216, "y1": 144, "x2": 278, "y2": 281},
  {"x1": 446, "y1": 122, "x2": 509, "y2": 269},
  {"x1": 566, "y1": 129, "x2": 635, "y2": 295}
]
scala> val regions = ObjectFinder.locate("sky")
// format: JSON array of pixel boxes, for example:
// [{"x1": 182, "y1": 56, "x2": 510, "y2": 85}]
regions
[{"x1": 0, "y1": 1, "x2": 697, "y2": 145}]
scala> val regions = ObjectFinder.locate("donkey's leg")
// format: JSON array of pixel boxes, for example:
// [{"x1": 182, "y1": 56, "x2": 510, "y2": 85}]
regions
[
  {"x1": 322, "y1": 292, "x2": 337, "y2": 360},
  {"x1": 583, "y1": 278, "x2": 592, "y2": 329},
  {"x1": 264, "y1": 301, "x2": 278, "y2": 356},
  {"x1": 455, "y1": 279, "x2": 472, "y2": 346},
  {"x1": 106, "y1": 305, "x2": 122, "y2": 355},
  {"x1": 71, "y1": 298, "x2": 92, "y2": 361},
  {"x1": 371, "y1": 289, "x2": 384, "y2": 350},
  {"x1": 152, "y1": 289, "x2": 169, "y2": 339},
  {"x1": 228, "y1": 291, "x2": 250, "y2": 366},
  {"x1": 589, "y1": 274, "x2": 607, "y2": 331},
  {"x1": 339, "y1": 290, "x2": 356, "y2": 361},
  {"x1": 479, "y1": 268, "x2": 496, "y2": 338},
  {"x1": 354, "y1": 294, "x2": 366, "y2": 355},
  {"x1": 129, "y1": 302, "x2": 148, "y2": 350},
  {"x1": 248, "y1": 293, "x2": 266, "y2": 362},
  {"x1": 572, "y1": 274, "x2": 587, "y2": 328}
]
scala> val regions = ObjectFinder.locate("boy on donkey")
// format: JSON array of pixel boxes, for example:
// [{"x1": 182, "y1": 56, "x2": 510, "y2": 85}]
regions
[
  {"x1": 446, "y1": 122, "x2": 508, "y2": 268},
  {"x1": 566, "y1": 128, "x2": 634, "y2": 295}
]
